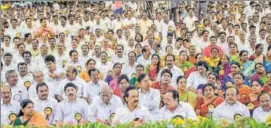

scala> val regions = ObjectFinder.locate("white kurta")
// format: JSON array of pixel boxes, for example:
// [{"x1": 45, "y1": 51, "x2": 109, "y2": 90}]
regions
[
  {"x1": 1, "y1": 100, "x2": 20, "y2": 126},
  {"x1": 159, "y1": 101, "x2": 197, "y2": 121},
  {"x1": 213, "y1": 101, "x2": 250, "y2": 123},
  {"x1": 54, "y1": 98, "x2": 88, "y2": 124},
  {"x1": 88, "y1": 95, "x2": 123, "y2": 122},
  {"x1": 112, "y1": 105, "x2": 151, "y2": 124}
]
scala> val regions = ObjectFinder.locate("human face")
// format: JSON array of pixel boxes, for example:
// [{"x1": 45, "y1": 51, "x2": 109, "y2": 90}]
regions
[
  {"x1": 91, "y1": 70, "x2": 99, "y2": 83},
  {"x1": 196, "y1": 54, "x2": 203, "y2": 62},
  {"x1": 23, "y1": 53, "x2": 31, "y2": 64},
  {"x1": 22, "y1": 103, "x2": 35, "y2": 117},
  {"x1": 180, "y1": 52, "x2": 188, "y2": 61},
  {"x1": 113, "y1": 64, "x2": 122, "y2": 76},
  {"x1": 4, "y1": 56, "x2": 12, "y2": 65},
  {"x1": 125, "y1": 89, "x2": 139, "y2": 107},
  {"x1": 197, "y1": 65, "x2": 207, "y2": 74},
  {"x1": 37, "y1": 85, "x2": 48, "y2": 100},
  {"x1": 34, "y1": 71, "x2": 44, "y2": 83},
  {"x1": 204, "y1": 86, "x2": 215, "y2": 98},
  {"x1": 251, "y1": 81, "x2": 262, "y2": 94},
  {"x1": 71, "y1": 52, "x2": 78, "y2": 62},
  {"x1": 229, "y1": 44, "x2": 237, "y2": 53},
  {"x1": 220, "y1": 55, "x2": 228, "y2": 64},
  {"x1": 100, "y1": 89, "x2": 112, "y2": 104},
  {"x1": 163, "y1": 92, "x2": 178, "y2": 110},
  {"x1": 136, "y1": 67, "x2": 144, "y2": 75},
  {"x1": 65, "y1": 87, "x2": 77, "y2": 100},
  {"x1": 87, "y1": 60, "x2": 95, "y2": 70},
  {"x1": 177, "y1": 78, "x2": 186, "y2": 90},
  {"x1": 128, "y1": 52, "x2": 135, "y2": 63},
  {"x1": 166, "y1": 56, "x2": 174, "y2": 68},
  {"x1": 119, "y1": 79, "x2": 129, "y2": 92},
  {"x1": 267, "y1": 73, "x2": 271, "y2": 85},
  {"x1": 139, "y1": 76, "x2": 151, "y2": 91},
  {"x1": 230, "y1": 64, "x2": 240, "y2": 74},
  {"x1": 256, "y1": 45, "x2": 264, "y2": 54},
  {"x1": 207, "y1": 74, "x2": 216, "y2": 84},
  {"x1": 7, "y1": 72, "x2": 18, "y2": 86},
  {"x1": 18, "y1": 64, "x2": 28, "y2": 76},
  {"x1": 151, "y1": 55, "x2": 159, "y2": 65},
  {"x1": 220, "y1": 34, "x2": 226, "y2": 42},
  {"x1": 161, "y1": 73, "x2": 171, "y2": 84},
  {"x1": 46, "y1": 61, "x2": 56, "y2": 71},
  {"x1": 255, "y1": 64, "x2": 265, "y2": 74},
  {"x1": 1, "y1": 86, "x2": 11, "y2": 103},
  {"x1": 259, "y1": 94, "x2": 271, "y2": 111},
  {"x1": 66, "y1": 68, "x2": 76, "y2": 80},
  {"x1": 100, "y1": 53, "x2": 107, "y2": 63},
  {"x1": 211, "y1": 49, "x2": 219, "y2": 57},
  {"x1": 94, "y1": 46, "x2": 101, "y2": 54},
  {"x1": 225, "y1": 88, "x2": 237, "y2": 105},
  {"x1": 240, "y1": 52, "x2": 248, "y2": 61},
  {"x1": 233, "y1": 74, "x2": 243, "y2": 85},
  {"x1": 41, "y1": 46, "x2": 48, "y2": 55}
]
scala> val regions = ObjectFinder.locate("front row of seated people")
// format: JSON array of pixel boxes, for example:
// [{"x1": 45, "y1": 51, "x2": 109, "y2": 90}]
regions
[{"x1": 1, "y1": 71, "x2": 271, "y2": 126}]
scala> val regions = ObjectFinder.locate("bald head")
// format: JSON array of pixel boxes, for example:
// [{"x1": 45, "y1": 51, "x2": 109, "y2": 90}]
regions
[{"x1": 100, "y1": 86, "x2": 113, "y2": 104}]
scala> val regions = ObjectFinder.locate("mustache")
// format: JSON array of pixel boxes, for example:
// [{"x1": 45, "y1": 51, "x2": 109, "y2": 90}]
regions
[
  {"x1": 134, "y1": 100, "x2": 138, "y2": 103},
  {"x1": 68, "y1": 94, "x2": 74, "y2": 96}
]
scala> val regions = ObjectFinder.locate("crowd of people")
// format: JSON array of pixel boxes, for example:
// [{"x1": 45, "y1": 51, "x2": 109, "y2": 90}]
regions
[{"x1": 1, "y1": 1, "x2": 271, "y2": 127}]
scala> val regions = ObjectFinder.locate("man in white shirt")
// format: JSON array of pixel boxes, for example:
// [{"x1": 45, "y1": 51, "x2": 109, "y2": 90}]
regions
[
  {"x1": 157, "y1": 54, "x2": 184, "y2": 88},
  {"x1": 44, "y1": 55, "x2": 65, "y2": 86},
  {"x1": 137, "y1": 45, "x2": 152, "y2": 68},
  {"x1": 31, "y1": 83, "x2": 58, "y2": 124},
  {"x1": 56, "y1": 65, "x2": 87, "y2": 101},
  {"x1": 112, "y1": 86, "x2": 151, "y2": 124},
  {"x1": 159, "y1": 90, "x2": 197, "y2": 121},
  {"x1": 187, "y1": 61, "x2": 208, "y2": 92},
  {"x1": 88, "y1": 86, "x2": 123, "y2": 124},
  {"x1": 213, "y1": 87, "x2": 250, "y2": 123},
  {"x1": 67, "y1": 50, "x2": 84, "y2": 72},
  {"x1": 97, "y1": 51, "x2": 113, "y2": 77},
  {"x1": 84, "y1": 69, "x2": 108, "y2": 103},
  {"x1": 1, "y1": 86, "x2": 20, "y2": 126},
  {"x1": 122, "y1": 51, "x2": 137, "y2": 75},
  {"x1": 253, "y1": 92, "x2": 271, "y2": 122},
  {"x1": 5, "y1": 70, "x2": 27, "y2": 102},
  {"x1": 22, "y1": 51, "x2": 38, "y2": 73},
  {"x1": 137, "y1": 74, "x2": 160, "y2": 118},
  {"x1": 2, "y1": 53, "x2": 16, "y2": 73},
  {"x1": 183, "y1": 8, "x2": 198, "y2": 31},
  {"x1": 55, "y1": 83, "x2": 88, "y2": 126},
  {"x1": 17, "y1": 62, "x2": 34, "y2": 85},
  {"x1": 28, "y1": 70, "x2": 55, "y2": 99},
  {"x1": 112, "y1": 44, "x2": 128, "y2": 64}
]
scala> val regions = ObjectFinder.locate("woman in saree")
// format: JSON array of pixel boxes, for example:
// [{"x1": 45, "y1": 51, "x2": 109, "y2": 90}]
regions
[
  {"x1": 13, "y1": 99, "x2": 48, "y2": 127},
  {"x1": 239, "y1": 50, "x2": 255, "y2": 77},
  {"x1": 204, "y1": 47, "x2": 221, "y2": 71},
  {"x1": 195, "y1": 83, "x2": 224, "y2": 117},
  {"x1": 250, "y1": 63, "x2": 268, "y2": 83},
  {"x1": 233, "y1": 73, "x2": 252, "y2": 105},
  {"x1": 228, "y1": 43, "x2": 239, "y2": 63},
  {"x1": 247, "y1": 80, "x2": 262, "y2": 113},
  {"x1": 177, "y1": 76, "x2": 197, "y2": 108},
  {"x1": 263, "y1": 46, "x2": 271, "y2": 72},
  {"x1": 214, "y1": 54, "x2": 231, "y2": 85},
  {"x1": 249, "y1": 43, "x2": 264, "y2": 63},
  {"x1": 197, "y1": 73, "x2": 224, "y2": 98},
  {"x1": 146, "y1": 54, "x2": 162, "y2": 81},
  {"x1": 223, "y1": 62, "x2": 250, "y2": 89},
  {"x1": 176, "y1": 50, "x2": 195, "y2": 77}
]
